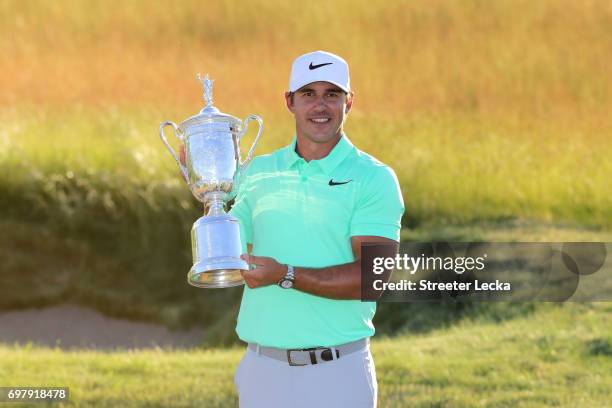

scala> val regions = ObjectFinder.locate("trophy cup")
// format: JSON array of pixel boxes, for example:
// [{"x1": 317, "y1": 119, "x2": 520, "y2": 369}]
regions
[{"x1": 159, "y1": 74, "x2": 263, "y2": 288}]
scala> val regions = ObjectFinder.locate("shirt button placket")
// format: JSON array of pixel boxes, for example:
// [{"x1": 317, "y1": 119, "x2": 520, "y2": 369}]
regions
[
  {"x1": 300, "y1": 171, "x2": 307, "y2": 198},
  {"x1": 298, "y1": 164, "x2": 307, "y2": 211}
]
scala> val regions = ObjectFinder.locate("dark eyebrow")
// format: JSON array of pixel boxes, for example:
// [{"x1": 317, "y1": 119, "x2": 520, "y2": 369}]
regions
[
  {"x1": 296, "y1": 87, "x2": 344, "y2": 94},
  {"x1": 296, "y1": 88, "x2": 315, "y2": 94}
]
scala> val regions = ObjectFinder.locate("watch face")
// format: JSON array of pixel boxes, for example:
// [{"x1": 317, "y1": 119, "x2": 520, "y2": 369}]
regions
[{"x1": 280, "y1": 279, "x2": 293, "y2": 289}]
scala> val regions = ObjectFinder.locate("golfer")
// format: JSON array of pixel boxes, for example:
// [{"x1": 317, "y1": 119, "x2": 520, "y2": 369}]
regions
[{"x1": 230, "y1": 50, "x2": 404, "y2": 407}]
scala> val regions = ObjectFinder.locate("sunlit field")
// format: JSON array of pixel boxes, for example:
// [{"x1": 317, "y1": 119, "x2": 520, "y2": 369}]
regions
[
  {"x1": 1, "y1": 1, "x2": 611, "y2": 407},
  {"x1": 1, "y1": 0, "x2": 610, "y2": 354},
  {"x1": 2, "y1": 0, "x2": 611, "y2": 116},
  {"x1": 1, "y1": 0, "x2": 610, "y2": 228},
  {"x1": 1, "y1": 108, "x2": 609, "y2": 231},
  {"x1": 1, "y1": 0, "x2": 610, "y2": 336}
]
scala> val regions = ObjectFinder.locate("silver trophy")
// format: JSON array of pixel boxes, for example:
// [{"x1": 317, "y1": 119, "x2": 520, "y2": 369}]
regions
[{"x1": 159, "y1": 74, "x2": 263, "y2": 288}]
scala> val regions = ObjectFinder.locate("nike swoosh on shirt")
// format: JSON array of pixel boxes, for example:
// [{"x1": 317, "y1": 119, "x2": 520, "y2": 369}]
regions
[
  {"x1": 328, "y1": 179, "x2": 352, "y2": 186},
  {"x1": 309, "y1": 62, "x2": 333, "y2": 70}
]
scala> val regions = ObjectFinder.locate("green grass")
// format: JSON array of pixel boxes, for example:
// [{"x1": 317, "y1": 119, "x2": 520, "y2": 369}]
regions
[
  {"x1": 400, "y1": 220, "x2": 612, "y2": 242},
  {"x1": 1, "y1": 3, "x2": 610, "y2": 401},
  {"x1": 1, "y1": 107, "x2": 610, "y2": 335},
  {"x1": 1, "y1": 303, "x2": 610, "y2": 407},
  {"x1": 1, "y1": 106, "x2": 610, "y2": 345},
  {"x1": 2, "y1": 108, "x2": 610, "y2": 229}
]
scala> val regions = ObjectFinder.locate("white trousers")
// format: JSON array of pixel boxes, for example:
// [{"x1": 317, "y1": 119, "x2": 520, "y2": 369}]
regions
[{"x1": 234, "y1": 343, "x2": 377, "y2": 408}]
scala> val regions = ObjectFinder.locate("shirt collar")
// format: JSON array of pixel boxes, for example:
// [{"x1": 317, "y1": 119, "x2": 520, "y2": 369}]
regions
[{"x1": 282, "y1": 134, "x2": 355, "y2": 175}]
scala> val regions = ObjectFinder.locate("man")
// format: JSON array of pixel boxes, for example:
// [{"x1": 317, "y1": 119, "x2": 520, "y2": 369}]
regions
[{"x1": 230, "y1": 50, "x2": 404, "y2": 407}]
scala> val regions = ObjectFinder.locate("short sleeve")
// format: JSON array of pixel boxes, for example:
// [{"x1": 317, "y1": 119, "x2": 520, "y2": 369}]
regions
[
  {"x1": 229, "y1": 168, "x2": 254, "y2": 253},
  {"x1": 350, "y1": 165, "x2": 404, "y2": 241}
]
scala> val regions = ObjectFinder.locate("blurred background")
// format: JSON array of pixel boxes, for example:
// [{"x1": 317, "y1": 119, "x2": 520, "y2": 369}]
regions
[{"x1": 0, "y1": 0, "x2": 610, "y2": 406}]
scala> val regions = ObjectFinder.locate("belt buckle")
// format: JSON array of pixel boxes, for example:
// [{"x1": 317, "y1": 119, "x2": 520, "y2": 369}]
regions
[
  {"x1": 287, "y1": 347, "x2": 317, "y2": 366},
  {"x1": 320, "y1": 347, "x2": 340, "y2": 361}
]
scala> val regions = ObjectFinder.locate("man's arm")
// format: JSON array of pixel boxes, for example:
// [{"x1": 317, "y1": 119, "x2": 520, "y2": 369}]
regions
[{"x1": 240, "y1": 236, "x2": 398, "y2": 300}]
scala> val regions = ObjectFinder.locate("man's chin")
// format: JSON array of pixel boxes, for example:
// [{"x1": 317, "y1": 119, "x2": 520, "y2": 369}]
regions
[
  {"x1": 301, "y1": 127, "x2": 342, "y2": 143},
  {"x1": 308, "y1": 133, "x2": 341, "y2": 144}
]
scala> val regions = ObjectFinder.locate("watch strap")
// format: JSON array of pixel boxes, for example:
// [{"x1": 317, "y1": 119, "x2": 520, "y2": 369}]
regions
[{"x1": 279, "y1": 265, "x2": 295, "y2": 288}]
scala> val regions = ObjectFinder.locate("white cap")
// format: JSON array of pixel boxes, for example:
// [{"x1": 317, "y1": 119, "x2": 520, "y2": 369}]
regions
[{"x1": 288, "y1": 50, "x2": 350, "y2": 93}]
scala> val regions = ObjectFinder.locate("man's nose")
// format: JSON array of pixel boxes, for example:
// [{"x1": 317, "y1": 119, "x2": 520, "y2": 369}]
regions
[
  {"x1": 313, "y1": 103, "x2": 326, "y2": 112},
  {"x1": 312, "y1": 97, "x2": 327, "y2": 110}
]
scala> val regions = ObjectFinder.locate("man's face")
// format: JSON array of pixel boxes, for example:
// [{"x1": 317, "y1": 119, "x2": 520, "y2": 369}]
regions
[{"x1": 285, "y1": 81, "x2": 353, "y2": 144}]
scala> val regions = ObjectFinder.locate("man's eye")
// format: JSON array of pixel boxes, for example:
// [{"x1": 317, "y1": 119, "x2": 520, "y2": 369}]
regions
[{"x1": 327, "y1": 93, "x2": 339, "y2": 98}]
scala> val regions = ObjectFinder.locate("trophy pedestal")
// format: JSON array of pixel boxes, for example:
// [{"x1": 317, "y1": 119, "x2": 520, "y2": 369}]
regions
[
  {"x1": 188, "y1": 266, "x2": 245, "y2": 288},
  {"x1": 188, "y1": 214, "x2": 247, "y2": 288}
]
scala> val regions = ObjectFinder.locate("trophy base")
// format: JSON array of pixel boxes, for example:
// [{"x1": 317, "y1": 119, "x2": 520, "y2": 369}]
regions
[
  {"x1": 189, "y1": 213, "x2": 247, "y2": 289},
  {"x1": 187, "y1": 258, "x2": 247, "y2": 288}
]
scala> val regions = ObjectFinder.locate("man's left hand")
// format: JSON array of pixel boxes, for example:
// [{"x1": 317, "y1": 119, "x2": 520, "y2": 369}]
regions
[{"x1": 240, "y1": 254, "x2": 287, "y2": 289}]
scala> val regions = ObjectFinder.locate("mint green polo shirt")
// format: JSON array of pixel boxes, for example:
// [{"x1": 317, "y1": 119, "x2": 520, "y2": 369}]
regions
[{"x1": 229, "y1": 134, "x2": 404, "y2": 349}]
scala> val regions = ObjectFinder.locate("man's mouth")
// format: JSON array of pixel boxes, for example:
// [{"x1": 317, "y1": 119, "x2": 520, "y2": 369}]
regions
[{"x1": 309, "y1": 118, "x2": 331, "y2": 123}]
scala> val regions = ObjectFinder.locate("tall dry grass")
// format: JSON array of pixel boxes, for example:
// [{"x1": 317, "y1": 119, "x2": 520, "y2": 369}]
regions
[
  {"x1": 0, "y1": 0, "x2": 610, "y2": 227},
  {"x1": 1, "y1": 0, "x2": 611, "y2": 122}
]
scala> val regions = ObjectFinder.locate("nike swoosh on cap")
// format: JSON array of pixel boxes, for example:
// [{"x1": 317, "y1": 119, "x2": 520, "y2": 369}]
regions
[{"x1": 309, "y1": 62, "x2": 333, "y2": 70}]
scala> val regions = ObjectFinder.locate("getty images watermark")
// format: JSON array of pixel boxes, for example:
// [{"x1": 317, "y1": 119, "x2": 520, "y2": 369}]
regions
[{"x1": 360, "y1": 242, "x2": 611, "y2": 302}]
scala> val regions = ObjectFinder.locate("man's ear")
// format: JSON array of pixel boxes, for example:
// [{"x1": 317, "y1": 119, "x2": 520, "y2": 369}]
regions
[
  {"x1": 284, "y1": 92, "x2": 294, "y2": 113},
  {"x1": 345, "y1": 91, "x2": 355, "y2": 114}
]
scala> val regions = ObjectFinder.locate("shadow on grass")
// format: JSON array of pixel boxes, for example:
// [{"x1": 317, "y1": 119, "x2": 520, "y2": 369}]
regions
[{"x1": 2, "y1": 202, "x2": 607, "y2": 347}]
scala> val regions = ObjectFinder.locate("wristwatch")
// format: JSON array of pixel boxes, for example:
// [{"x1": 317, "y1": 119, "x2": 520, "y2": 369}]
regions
[{"x1": 278, "y1": 265, "x2": 295, "y2": 289}]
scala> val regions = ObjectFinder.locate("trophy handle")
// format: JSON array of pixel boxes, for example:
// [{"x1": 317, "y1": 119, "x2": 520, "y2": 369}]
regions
[
  {"x1": 237, "y1": 114, "x2": 264, "y2": 173},
  {"x1": 159, "y1": 121, "x2": 189, "y2": 181}
]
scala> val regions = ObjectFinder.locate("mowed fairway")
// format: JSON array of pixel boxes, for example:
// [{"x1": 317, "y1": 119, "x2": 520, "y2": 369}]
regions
[{"x1": 1, "y1": 303, "x2": 610, "y2": 407}]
